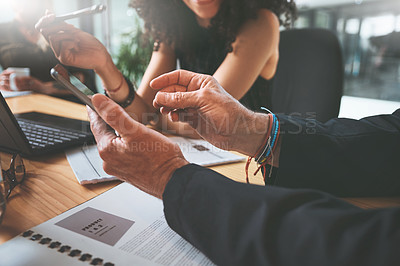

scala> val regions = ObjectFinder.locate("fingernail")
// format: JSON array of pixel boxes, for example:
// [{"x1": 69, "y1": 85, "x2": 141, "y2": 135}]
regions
[
  {"x1": 92, "y1": 93, "x2": 109, "y2": 104},
  {"x1": 149, "y1": 79, "x2": 155, "y2": 88}
]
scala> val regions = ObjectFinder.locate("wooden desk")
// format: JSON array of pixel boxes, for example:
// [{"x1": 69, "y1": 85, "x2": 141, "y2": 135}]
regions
[{"x1": 1, "y1": 94, "x2": 399, "y2": 244}]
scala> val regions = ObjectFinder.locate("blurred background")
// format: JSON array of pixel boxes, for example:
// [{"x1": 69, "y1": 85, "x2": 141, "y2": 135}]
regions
[{"x1": 0, "y1": 0, "x2": 399, "y2": 118}]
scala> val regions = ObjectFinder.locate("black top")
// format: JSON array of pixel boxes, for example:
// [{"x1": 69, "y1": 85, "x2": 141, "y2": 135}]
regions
[
  {"x1": 175, "y1": 25, "x2": 272, "y2": 111},
  {"x1": 163, "y1": 109, "x2": 400, "y2": 265}
]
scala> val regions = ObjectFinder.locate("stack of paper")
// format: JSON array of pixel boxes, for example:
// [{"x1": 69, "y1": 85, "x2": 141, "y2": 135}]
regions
[{"x1": 66, "y1": 137, "x2": 245, "y2": 184}]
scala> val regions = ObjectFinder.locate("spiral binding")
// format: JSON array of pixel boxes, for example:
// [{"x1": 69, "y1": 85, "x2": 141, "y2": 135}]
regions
[{"x1": 21, "y1": 229, "x2": 115, "y2": 265}]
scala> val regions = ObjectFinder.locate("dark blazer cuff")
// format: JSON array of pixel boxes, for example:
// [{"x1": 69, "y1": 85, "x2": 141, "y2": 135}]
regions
[{"x1": 162, "y1": 164, "x2": 206, "y2": 236}]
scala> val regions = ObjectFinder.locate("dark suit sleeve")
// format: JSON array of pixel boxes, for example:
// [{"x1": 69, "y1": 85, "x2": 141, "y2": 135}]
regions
[
  {"x1": 274, "y1": 109, "x2": 400, "y2": 196},
  {"x1": 163, "y1": 164, "x2": 400, "y2": 266}
]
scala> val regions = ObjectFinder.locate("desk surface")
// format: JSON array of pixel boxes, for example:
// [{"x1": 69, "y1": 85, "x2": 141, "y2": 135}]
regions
[{"x1": 1, "y1": 94, "x2": 400, "y2": 244}]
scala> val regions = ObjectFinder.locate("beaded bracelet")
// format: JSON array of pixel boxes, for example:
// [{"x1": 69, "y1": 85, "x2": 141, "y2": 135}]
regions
[{"x1": 104, "y1": 76, "x2": 136, "y2": 108}]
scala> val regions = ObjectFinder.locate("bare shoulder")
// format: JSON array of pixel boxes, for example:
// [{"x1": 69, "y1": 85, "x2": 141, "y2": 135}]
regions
[
  {"x1": 256, "y1": 9, "x2": 280, "y2": 29},
  {"x1": 234, "y1": 9, "x2": 280, "y2": 48},
  {"x1": 228, "y1": 9, "x2": 280, "y2": 79}
]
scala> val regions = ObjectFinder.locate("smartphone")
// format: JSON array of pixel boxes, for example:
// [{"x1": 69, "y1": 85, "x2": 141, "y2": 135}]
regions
[{"x1": 51, "y1": 64, "x2": 96, "y2": 111}]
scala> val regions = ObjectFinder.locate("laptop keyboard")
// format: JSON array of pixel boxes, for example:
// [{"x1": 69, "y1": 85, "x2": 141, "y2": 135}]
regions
[{"x1": 17, "y1": 119, "x2": 91, "y2": 149}]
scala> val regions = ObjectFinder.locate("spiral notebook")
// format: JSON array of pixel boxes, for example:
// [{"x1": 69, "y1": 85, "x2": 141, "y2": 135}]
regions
[{"x1": 0, "y1": 183, "x2": 214, "y2": 265}]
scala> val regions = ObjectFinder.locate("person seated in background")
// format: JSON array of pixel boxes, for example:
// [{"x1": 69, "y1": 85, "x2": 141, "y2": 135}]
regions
[
  {"x1": 0, "y1": 0, "x2": 95, "y2": 102},
  {"x1": 36, "y1": 0, "x2": 296, "y2": 137},
  {"x1": 87, "y1": 70, "x2": 400, "y2": 266}
]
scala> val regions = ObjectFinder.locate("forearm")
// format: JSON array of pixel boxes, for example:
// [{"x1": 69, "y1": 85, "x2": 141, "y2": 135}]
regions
[
  {"x1": 94, "y1": 55, "x2": 130, "y2": 102},
  {"x1": 275, "y1": 109, "x2": 400, "y2": 196},
  {"x1": 229, "y1": 111, "x2": 271, "y2": 156},
  {"x1": 163, "y1": 164, "x2": 400, "y2": 266},
  {"x1": 93, "y1": 54, "x2": 159, "y2": 124}
]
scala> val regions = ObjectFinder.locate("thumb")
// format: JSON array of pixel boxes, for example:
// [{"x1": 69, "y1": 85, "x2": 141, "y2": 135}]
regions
[
  {"x1": 153, "y1": 91, "x2": 200, "y2": 110},
  {"x1": 91, "y1": 94, "x2": 142, "y2": 136}
]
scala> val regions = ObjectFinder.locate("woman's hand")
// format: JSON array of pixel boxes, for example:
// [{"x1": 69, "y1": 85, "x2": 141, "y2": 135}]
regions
[{"x1": 35, "y1": 13, "x2": 111, "y2": 72}]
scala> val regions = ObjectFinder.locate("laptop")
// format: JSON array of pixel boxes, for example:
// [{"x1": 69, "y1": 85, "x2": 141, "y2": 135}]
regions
[{"x1": 0, "y1": 93, "x2": 94, "y2": 157}]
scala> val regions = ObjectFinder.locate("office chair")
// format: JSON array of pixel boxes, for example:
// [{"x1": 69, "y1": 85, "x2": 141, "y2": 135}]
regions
[{"x1": 271, "y1": 28, "x2": 344, "y2": 122}]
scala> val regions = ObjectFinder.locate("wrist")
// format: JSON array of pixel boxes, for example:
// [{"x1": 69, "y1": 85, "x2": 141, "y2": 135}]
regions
[
  {"x1": 234, "y1": 112, "x2": 270, "y2": 156},
  {"x1": 253, "y1": 111, "x2": 281, "y2": 167},
  {"x1": 93, "y1": 51, "x2": 114, "y2": 75},
  {"x1": 156, "y1": 157, "x2": 189, "y2": 199},
  {"x1": 95, "y1": 57, "x2": 130, "y2": 103},
  {"x1": 104, "y1": 76, "x2": 136, "y2": 108}
]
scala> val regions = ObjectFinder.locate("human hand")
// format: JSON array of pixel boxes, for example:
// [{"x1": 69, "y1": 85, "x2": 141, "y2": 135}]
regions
[
  {"x1": 35, "y1": 13, "x2": 110, "y2": 72},
  {"x1": 88, "y1": 94, "x2": 188, "y2": 199},
  {"x1": 13, "y1": 76, "x2": 73, "y2": 96},
  {"x1": 151, "y1": 70, "x2": 270, "y2": 156},
  {"x1": 11, "y1": 76, "x2": 42, "y2": 92},
  {"x1": 0, "y1": 70, "x2": 12, "y2": 91}
]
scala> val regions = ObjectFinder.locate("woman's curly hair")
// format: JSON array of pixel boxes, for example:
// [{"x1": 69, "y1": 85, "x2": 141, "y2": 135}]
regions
[{"x1": 129, "y1": 0, "x2": 297, "y2": 53}]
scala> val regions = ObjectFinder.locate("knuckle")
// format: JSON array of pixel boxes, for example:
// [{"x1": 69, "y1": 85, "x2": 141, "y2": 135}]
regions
[
  {"x1": 199, "y1": 87, "x2": 211, "y2": 98},
  {"x1": 89, "y1": 122, "x2": 96, "y2": 133},
  {"x1": 209, "y1": 76, "x2": 218, "y2": 84},
  {"x1": 98, "y1": 145, "x2": 112, "y2": 160},
  {"x1": 172, "y1": 92, "x2": 184, "y2": 104},
  {"x1": 103, "y1": 162, "x2": 115, "y2": 175},
  {"x1": 104, "y1": 106, "x2": 122, "y2": 125}
]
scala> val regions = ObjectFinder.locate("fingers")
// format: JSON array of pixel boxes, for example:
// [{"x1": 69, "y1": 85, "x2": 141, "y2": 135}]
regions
[
  {"x1": 153, "y1": 91, "x2": 200, "y2": 110},
  {"x1": 168, "y1": 109, "x2": 198, "y2": 124},
  {"x1": 0, "y1": 74, "x2": 10, "y2": 90},
  {"x1": 150, "y1": 70, "x2": 206, "y2": 92},
  {"x1": 17, "y1": 76, "x2": 35, "y2": 83},
  {"x1": 87, "y1": 106, "x2": 116, "y2": 145},
  {"x1": 11, "y1": 76, "x2": 35, "y2": 91},
  {"x1": 48, "y1": 33, "x2": 78, "y2": 58},
  {"x1": 1, "y1": 69, "x2": 12, "y2": 75},
  {"x1": 91, "y1": 94, "x2": 142, "y2": 136},
  {"x1": 36, "y1": 13, "x2": 75, "y2": 33},
  {"x1": 36, "y1": 14, "x2": 77, "y2": 51},
  {"x1": 40, "y1": 23, "x2": 78, "y2": 39},
  {"x1": 35, "y1": 13, "x2": 56, "y2": 31},
  {"x1": 153, "y1": 84, "x2": 188, "y2": 93}
]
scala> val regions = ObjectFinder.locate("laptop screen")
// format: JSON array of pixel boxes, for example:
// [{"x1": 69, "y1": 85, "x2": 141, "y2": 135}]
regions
[{"x1": 0, "y1": 94, "x2": 30, "y2": 154}]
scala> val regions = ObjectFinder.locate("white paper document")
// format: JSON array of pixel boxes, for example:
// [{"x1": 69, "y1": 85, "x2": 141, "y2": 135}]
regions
[
  {"x1": 66, "y1": 144, "x2": 118, "y2": 185},
  {"x1": 66, "y1": 137, "x2": 244, "y2": 185},
  {"x1": 0, "y1": 183, "x2": 215, "y2": 266},
  {"x1": 1, "y1": 90, "x2": 33, "y2": 98},
  {"x1": 169, "y1": 136, "x2": 245, "y2": 166}
]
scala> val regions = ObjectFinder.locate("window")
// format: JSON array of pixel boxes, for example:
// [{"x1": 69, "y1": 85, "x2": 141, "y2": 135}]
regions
[{"x1": 296, "y1": 0, "x2": 400, "y2": 102}]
